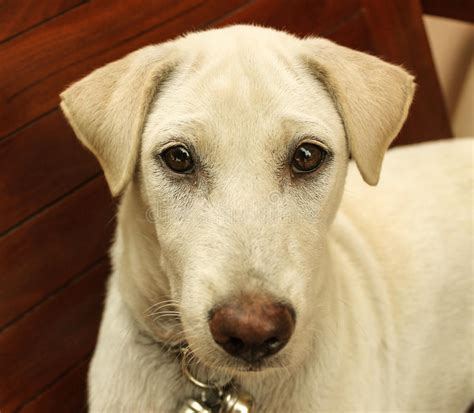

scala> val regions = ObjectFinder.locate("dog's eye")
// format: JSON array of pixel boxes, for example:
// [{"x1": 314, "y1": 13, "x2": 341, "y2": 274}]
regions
[
  {"x1": 291, "y1": 143, "x2": 326, "y2": 173},
  {"x1": 161, "y1": 145, "x2": 194, "y2": 173}
]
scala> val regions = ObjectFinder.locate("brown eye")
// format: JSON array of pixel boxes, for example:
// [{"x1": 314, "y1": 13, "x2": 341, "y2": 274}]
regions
[
  {"x1": 161, "y1": 145, "x2": 194, "y2": 173},
  {"x1": 291, "y1": 143, "x2": 326, "y2": 173}
]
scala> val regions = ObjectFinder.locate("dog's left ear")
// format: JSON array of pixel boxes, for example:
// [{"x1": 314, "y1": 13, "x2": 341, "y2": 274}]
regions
[
  {"x1": 303, "y1": 38, "x2": 415, "y2": 185},
  {"x1": 60, "y1": 45, "x2": 177, "y2": 196}
]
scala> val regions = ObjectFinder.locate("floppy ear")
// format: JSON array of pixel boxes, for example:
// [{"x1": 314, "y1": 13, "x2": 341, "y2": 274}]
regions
[
  {"x1": 60, "y1": 45, "x2": 177, "y2": 196},
  {"x1": 303, "y1": 38, "x2": 415, "y2": 185}
]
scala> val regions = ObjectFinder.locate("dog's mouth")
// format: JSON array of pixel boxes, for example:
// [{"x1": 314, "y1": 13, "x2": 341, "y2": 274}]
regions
[
  {"x1": 231, "y1": 361, "x2": 267, "y2": 373},
  {"x1": 185, "y1": 340, "x2": 290, "y2": 377},
  {"x1": 180, "y1": 344, "x2": 289, "y2": 388}
]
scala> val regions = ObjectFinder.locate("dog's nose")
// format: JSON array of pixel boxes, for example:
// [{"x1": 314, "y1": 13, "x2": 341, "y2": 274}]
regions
[{"x1": 209, "y1": 295, "x2": 295, "y2": 364}]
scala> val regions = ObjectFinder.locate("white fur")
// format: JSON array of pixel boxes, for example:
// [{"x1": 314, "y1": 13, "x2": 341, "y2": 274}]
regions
[{"x1": 60, "y1": 26, "x2": 473, "y2": 412}]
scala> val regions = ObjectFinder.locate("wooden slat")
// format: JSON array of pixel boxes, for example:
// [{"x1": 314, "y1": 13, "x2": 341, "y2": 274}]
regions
[
  {"x1": 214, "y1": 0, "x2": 375, "y2": 61},
  {"x1": 0, "y1": 177, "x2": 113, "y2": 328},
  {"x1": 18, "y1": 358, "x2": 90, "y2": 413},
  {"x1": 213, "y1": 0, "x2": 372, "y2": 49},
  {"x1": 0, "y1": 110, "x2": 100, "y2": 233},
  {"x1": 325, "y1": 10, "x2": 374, "y2": 51},
  {"x1": 213, "y1": 0, "x2": 361, "y2": 36},
  {"x1": 0, "y1": 0, "x2": 86, "y2": 43},
  {"x1": 361, "y1": 0, "x2": 452, "y2": 143},
  {"x1": 0, "y1": 0, "x2": 250, "y2": 138},
  {"x1": 0, "y1": 259, "x2": 108, "y2": 413}
]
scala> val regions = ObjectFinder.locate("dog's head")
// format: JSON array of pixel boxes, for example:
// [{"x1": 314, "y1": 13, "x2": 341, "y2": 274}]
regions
[{"x1": 61, "y1": 25, "x2": 414, "y2": 375}]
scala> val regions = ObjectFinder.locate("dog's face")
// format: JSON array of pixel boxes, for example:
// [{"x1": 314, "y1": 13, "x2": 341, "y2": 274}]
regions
[
  {"x1": 60, "y1": 25, "x2": 414, "y2": 375},
  {"x1": 140, "y1": 40, "x2": 348, "y2": 370}
]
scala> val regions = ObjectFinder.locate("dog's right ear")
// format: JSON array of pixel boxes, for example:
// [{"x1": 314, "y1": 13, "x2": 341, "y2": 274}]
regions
[
  {"x1": 60, "y1": 45, "x2": 177, "y2": 196},
  {"x1": 302, "y1": 38, "x2": 415, "y2": 186}
]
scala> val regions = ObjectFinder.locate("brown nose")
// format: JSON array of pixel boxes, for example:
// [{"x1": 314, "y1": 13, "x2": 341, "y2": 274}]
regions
[{"x1": 209, "y1": 294, "x2": 295, "y2": 364}]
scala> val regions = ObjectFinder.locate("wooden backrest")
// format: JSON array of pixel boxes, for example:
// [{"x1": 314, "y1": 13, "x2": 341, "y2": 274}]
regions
[{"x1": 0, "y1": 1, "x2": 450, "y2": 411}]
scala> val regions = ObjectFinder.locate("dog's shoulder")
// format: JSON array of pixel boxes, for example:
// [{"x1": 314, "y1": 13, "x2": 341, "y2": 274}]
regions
[
  {"x1": 335, "y1": 137, "x2": 473, "y2": 311},
  {"x1": 341, "y1": 138, "x2": 473, "y2": 224}
]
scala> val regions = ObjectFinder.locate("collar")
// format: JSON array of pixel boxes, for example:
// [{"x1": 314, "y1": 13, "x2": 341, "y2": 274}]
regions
[{"x1": 138, "y1": 329, "x2": 255, "y2": 412}]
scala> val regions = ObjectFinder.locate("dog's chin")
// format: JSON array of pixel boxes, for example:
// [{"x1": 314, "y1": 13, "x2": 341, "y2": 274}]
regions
[{"x1": 192, "y1": 348, "x2": 290, "y2": 378}]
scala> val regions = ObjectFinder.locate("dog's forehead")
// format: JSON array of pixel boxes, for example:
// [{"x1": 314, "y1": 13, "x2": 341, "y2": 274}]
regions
[
  {"x1": 143, "y1": 26, "x2": 343, "y2": 156},
  {"x1": 174, "y1": 26, "x2": 309, "y2": 110}
]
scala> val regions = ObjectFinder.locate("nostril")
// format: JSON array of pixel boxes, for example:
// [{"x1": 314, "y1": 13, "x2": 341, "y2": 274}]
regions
[
  {"x1": 226, "y1": 336, "x2": 245, "y2": 354},
  {"x1": 263, "y1": 336, "x2": 281, "y2": 351}
]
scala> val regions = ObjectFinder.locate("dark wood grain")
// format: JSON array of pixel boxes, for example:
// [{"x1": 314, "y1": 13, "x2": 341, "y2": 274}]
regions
[
  {"x1": 325, "y1": 9, "x2": 374, "y2": 52},
  {"x1": 0, "y1": 110, "x2": 100, "y2": 234},
  {"x1": 0, "y1": 177, "x2": 114, "y2": 328},
  {"x1": 0, "y1": 259, "x2": 108, "y2": 413},
  {"x1": 361, "y1": 0, "x2": 452, "y2": 144},
  {"x1": 0, "y1": 0, "x2": 86, "y2": 43},
  {"x1": 18, "y1": 358, "x2": 90, "y2": 413},
  {"x1": 0, "y1": 0, "x2": 249, "y2": 138},
  {"x1": 213, "y1": 0, "x2": 360, "y2": 36}
]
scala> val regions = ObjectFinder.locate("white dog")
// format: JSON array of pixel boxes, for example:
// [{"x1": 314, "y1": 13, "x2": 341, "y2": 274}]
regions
[{"x1": 60, "y1": 25, "x2": 473, "y2": 412}]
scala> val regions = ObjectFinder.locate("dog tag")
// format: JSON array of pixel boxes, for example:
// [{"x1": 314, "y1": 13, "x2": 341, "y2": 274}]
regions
[
  {"x1": 219, "y1": 389, "x2": 254, "y2": 413},
  {"x1": 179, "y1": 347, "x2": 254, "y2": 413},
  {"x1": 178, "y1": 386, "x2": 223, "y2": 413},
  {"x1": 177, "y1": 398, "x2": 213, "y2": 413}
]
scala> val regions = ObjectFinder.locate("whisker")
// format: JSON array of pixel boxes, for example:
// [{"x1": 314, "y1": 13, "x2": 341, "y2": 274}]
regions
[{"x1": 144, "y1": 300, "x2": 180, "y2": 316}]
